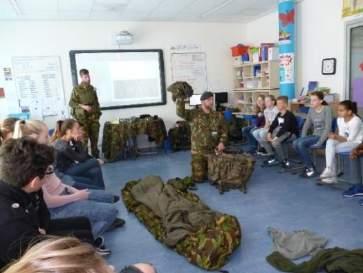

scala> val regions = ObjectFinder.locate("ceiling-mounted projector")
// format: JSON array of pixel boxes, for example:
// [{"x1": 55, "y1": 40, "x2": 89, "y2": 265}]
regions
[{"x1": 115, "y1": 31, "x2": 134, "y2": 46}]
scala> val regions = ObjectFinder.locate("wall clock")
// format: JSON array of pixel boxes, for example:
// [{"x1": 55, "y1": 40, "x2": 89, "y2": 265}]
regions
[{"x1": 322, "y1": 58, "x2": 337, "y2": 75}]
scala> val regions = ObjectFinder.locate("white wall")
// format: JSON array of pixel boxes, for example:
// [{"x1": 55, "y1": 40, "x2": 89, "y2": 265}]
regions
[
  {"x1": 244, "y1": 0, "x2": 348, "y2": 99},
  {"x1": 296, "y1": 0, "x2": 344, "y2": 97},
  {"x1": 245, "y1": 12, "x2": 279, "y2": 45},
  {"x1": 0, "y1": 21, "x2": 244, "y2": 128}
]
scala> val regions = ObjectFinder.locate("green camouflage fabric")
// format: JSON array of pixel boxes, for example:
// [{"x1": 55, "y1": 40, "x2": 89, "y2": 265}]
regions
[
  {"x1": 69, "y1": 84, "x2": 102, "y2": 123},
  {"x1": 207, "y1": 153, "x2": 255, "y2": 194},
  {"x1": 102, "y1": 122, "x2": 128, "y2": 161},
  {"x1": 176, "y1": 98, "x2": 228, "y2": 154},
  {"x1": 167, "y1": 81, "x2": 194, "y2": 102},
  {"x1": 121, "y1": 176, "x2": 241, "y2": 271},
  {"x1": 168, "y1": 121, "x2": 191, "y2": 151},
  {"x1": 69, "y1": 84, "x2": 102, "y2": 157},
  {"x1": 102, "y1": 116, "x2": 167, "y2": 161},
  {"x1": 191, "y1": 154, "x2": 208, "y2": 182},
  {"x1": 175, "y1": 98, "x2": 228, "y2": 181}
]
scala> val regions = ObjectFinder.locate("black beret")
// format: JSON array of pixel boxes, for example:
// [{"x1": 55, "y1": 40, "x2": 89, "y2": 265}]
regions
[{"x1": 200, "y1": 91, "x2": 214, "y2": 101}]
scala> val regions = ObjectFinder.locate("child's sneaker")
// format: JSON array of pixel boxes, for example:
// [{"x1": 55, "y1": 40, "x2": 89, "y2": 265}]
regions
[
  {"x1": 281, "y1": 160, "x2": 291, "y2": 169},
  {"x1": 317, "y1": 176, "x2": 337, "y2": 185},
  {"x1": 320, "y1": 167, "x2": 334, "y2": 179},
  {"x1": 263, "y1": 157, "x2": 279, "y2": 167},
  {"x1": 343, "y1": 185, "x2": 363, "y2": 198},
  {"x1": 300, "y1": 167, "x2": 317, "y2": 178}
]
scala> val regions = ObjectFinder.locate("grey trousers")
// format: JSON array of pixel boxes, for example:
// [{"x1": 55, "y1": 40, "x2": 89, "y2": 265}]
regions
[{"x1": 260, "y1": 130, "x2": 295, "y2": 161}]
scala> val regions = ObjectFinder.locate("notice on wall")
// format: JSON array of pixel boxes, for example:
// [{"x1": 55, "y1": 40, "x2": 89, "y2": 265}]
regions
[
  {"x1": 280, "y1": 53, "x2": 295, "y2": 84},
  {"x1": 12, "y1": 56, "x2": 66, "y2": 119},
  {"x1": 3, "y1": 67, "x2": 12, "y2": 81},
  {"x1": 171, "y1": 52, "x2": 208, "y2": 94}
]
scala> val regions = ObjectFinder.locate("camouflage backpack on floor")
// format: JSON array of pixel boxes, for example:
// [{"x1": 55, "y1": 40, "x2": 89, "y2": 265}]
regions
[
  {"x1": 207, "y1": 153, "x2": 255, "y2": 194},
  {"x1": 168, "y1": 121, "x2": 191, "y2": 151},
  {"x1": 122, "y1": 177, "x2": 241, "y2": 271},
  {"x1": 102, "y1": 116, "x2": 167, "y2": 161}
]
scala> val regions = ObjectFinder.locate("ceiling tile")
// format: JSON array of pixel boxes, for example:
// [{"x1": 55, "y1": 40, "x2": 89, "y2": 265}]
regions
[
  {"x1": 0, "y1": 1, "x2": 18, "y2": 18},
  {"x1": 148, "y1": 0, "x2": 195, "y2": 18},
  {"x1": 0, "y1": 0, "x2": 278, "y2": 22},
  {"x1": 58, "y1": 0, "x2": 93, "y2": 12},
  {"x1": 16, "y1": 0, "x2": 58, "y2": 11}
]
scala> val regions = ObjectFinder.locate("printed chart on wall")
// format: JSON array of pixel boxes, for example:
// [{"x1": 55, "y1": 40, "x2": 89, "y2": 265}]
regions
[
  {"x1": 12, "y1": 56, "x2": 66, "y2": 120},
  {"x1": 171, "y1": 52, "x2": 208, "y2": 94}
]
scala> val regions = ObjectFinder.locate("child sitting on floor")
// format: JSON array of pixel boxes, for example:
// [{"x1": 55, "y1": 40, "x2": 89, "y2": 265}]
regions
[
  {"x1": 320, "y1": 100, "x2": 363, "y2": 184},
  {"x1": 12, "y1": 119, "x2": 125, "y2": 237},
  {"x1": 52, "y1": 119, "x2": 105, "y2": 190},
  {"x1": 262, "y1": 96, "x2": 298, "y2": 168}
]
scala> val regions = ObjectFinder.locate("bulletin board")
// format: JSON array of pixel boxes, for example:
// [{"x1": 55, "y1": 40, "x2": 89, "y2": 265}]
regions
[
  {"x1": 12, "y1": 56, "x2": 67, "y2": 120},
  {"x1": 171, "y1": 52, "x2": 208, "y2": 94}
]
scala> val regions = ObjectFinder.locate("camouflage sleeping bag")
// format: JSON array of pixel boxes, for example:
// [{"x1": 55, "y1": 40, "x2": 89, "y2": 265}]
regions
[
  {"x1": 208, "y1": 153, "x2": 255, "y2": 194},
  {"x1": 122, "y1": 176, "x2": 241, "y2": 271}
]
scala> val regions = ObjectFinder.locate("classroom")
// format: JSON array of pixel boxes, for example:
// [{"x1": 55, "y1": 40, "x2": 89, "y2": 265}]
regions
[{"x1": 0, "y1": 0, "x2": 363, "y2": 273}]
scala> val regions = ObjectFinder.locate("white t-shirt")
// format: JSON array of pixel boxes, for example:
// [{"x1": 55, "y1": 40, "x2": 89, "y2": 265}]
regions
[
  {"x1": 264, "y1": 106, "x2": 279, "y2": 125},
  {"x1": 337, "y1": 115, "x2": 363, "y2": 143}
]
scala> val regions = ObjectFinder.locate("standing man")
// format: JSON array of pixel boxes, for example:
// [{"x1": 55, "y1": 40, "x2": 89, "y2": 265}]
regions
[
  {"x1": 69, "y1": 69, "x2": 102, "y2": 158},
  {"x1": 176, "y1": 91, "x2": 228, "y2": 182}
]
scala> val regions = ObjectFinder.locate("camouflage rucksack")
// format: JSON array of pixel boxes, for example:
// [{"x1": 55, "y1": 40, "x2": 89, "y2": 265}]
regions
[
  {"x1": 167, "y1": 81, "x2": 194, "y2": 102},
  {"x1": 168, "y1": 121, "x2": 191, "y2": 151},
  {"x1": 207, "y1": 153, "x2": 255, "y2": 194}
]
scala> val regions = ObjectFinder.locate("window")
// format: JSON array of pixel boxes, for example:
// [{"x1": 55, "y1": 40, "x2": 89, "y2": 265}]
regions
[{"x1": 345, "y1": 18, "x2": 363, "y2": 114}]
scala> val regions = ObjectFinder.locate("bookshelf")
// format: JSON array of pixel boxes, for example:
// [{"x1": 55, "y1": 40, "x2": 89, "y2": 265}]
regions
[{"x1": 232, "y1": 60, "x2": 280, "y2": 115}]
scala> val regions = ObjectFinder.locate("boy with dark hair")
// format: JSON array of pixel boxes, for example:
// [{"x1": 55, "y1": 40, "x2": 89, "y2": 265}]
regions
[
  {"x1": 261, "y1": 96, "x2": 298, "y2": 168},
  {"x1": 0, "y1": 138, "x2": 108, "y2": 268}
]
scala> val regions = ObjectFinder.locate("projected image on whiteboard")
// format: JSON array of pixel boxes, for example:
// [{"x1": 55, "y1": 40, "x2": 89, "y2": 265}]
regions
[{"x1": 70, "y1": 50, "x2": 166, "y2": 109}]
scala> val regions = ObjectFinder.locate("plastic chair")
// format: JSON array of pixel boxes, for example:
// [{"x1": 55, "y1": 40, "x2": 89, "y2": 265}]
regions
[{"x1": 311, "y1": 118, "x2": 338, "y2": 171}]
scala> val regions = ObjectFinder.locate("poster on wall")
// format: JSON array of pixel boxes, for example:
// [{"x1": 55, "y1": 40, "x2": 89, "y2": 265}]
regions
[
  {"x1": 279, "y1": 5, "x2": 295, "y2": 45},
  {"x1": 12, "y1": 56, "x2": 66, "y2": 119},
  {"x1": 343, "y1": 0, "x2": 363, "y2": 17},
  {"x1": 279, "y1": 0, "x2": 296, "y2": 99},
  {"x1": 3, "y1": 68, "x2": 12, "y2": 81},
  {"x1": 171, "y1": 52, "x2": 208, "y2": 94},
  {"x1": 280, "y1": 53, "x2": 295, "y2": 84}
]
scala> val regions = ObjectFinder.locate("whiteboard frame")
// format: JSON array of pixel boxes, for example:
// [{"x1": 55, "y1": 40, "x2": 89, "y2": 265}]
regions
[{"x1": 69, "y1": 49, "x2": 167, "y2": 110}]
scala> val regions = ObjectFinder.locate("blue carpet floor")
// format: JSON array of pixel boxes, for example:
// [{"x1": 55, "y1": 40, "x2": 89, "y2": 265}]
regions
[{"x1": 101, "y1": 151, "x2": 363, "y2": 273}]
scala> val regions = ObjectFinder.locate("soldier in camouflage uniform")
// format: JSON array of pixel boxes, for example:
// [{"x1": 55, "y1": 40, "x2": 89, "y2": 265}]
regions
[
  {"x1": 176, "y1": 91, "x2": 228, "y2": 182},
  {"x1": 69, "y1": 69, "x2": 102, "y2": 158}
]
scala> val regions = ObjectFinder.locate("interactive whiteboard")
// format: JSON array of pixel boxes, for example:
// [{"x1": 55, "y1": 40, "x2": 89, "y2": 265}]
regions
[{"x1": 70, "y1": 50, "x2": 166, "y2": 110}]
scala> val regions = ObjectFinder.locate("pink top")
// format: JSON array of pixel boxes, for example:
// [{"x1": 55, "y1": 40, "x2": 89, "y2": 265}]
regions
[{"x1": 42, "y1": 173, "x2": 82, "y2": 208}]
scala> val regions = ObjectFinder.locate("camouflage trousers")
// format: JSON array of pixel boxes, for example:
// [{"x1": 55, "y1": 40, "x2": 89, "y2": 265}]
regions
[
  {"x1": 80, "y1": 120, "x2": 100, "y2": 158},
  {"x1": 191, "y1": 152, "x2": 209, "y2": 182}
]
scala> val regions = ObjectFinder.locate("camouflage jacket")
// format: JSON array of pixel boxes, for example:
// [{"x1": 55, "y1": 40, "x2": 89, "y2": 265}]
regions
[
  {"x1": 69, "y1": 84, "x2": 102, "y2": 124},
  {"x1": 176, "y1": 98, "x2": 228, "y2": 154}
]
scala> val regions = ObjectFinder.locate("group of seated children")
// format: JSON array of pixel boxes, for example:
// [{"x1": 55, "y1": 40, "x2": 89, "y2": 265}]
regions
[
  {"x1": 0, "y1": 118, "x2": 148, "y2": 271},
  {"x1": 242, "y1": 93, "x2": 363, "y2": 188}
]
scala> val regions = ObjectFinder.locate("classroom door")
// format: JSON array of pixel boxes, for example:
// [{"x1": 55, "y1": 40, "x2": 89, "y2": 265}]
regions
[{"x1": 349, "y1": 24, "x2": 363, "y2": 115}]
